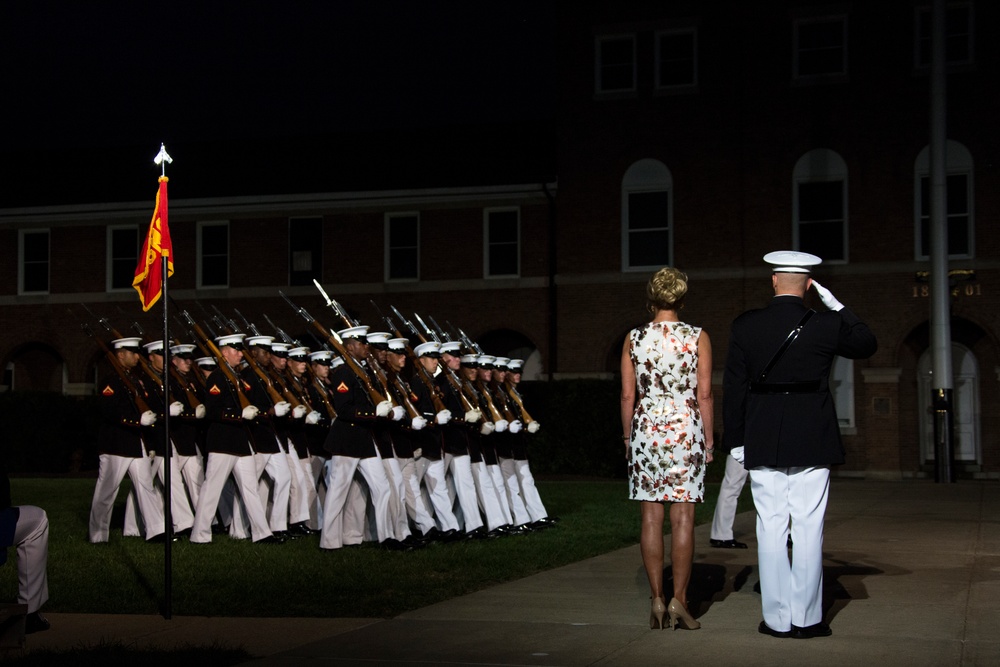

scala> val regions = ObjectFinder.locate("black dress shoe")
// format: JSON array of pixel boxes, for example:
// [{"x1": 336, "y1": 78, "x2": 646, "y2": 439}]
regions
[
  {"x1": 257, "y1": 534, "x2": 286, "y2": 544},
  {"x1": 290, "y1": 522, "x2": 319, "y2": 536},
  {"x1": 24, "y1": 612, "x2": 50, "y2": 635},
  {"x1": 380, "y1": 538, "x2": 414, "y2": 552},
  {"x1": 147, "y1": 533, "x2": 181, "y2": 543},
  {"x1": 465, "y1": 527, "x2": 487, "y2": 540},
  {"x1": 792, "y1": 622, "x2": 832, "y2": 639},
  {"x1": 758, "y1": 621, "x2": 793, "y2": 638},
  {"x1": 710, "y1": 539, "x2": 748, "y2": 549},
  {"x1": 439, "y1": 528, "x2": 461, "y2": 542},
  {"x1": 402, "y1": 535, "x2": 426, "y2": 549}
]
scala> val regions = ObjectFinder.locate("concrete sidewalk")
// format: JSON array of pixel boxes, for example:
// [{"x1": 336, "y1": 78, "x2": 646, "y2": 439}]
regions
[{"x1": 18, "y1": 479, "x2": 1000, "y2": 666}]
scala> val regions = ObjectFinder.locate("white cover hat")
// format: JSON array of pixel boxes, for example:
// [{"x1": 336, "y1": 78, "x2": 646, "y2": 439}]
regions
[
  {"x1": 215, "y1": 333, "x2": 246, "y2": 348},
  {"x1": 308, "y1": 350, "x2": 333, "y2": 365},
  {"x1": 245, "y1": 335, "x2": 275, "y2": 348},
  {"x1": 414, "y1": 341, "x2": 441, "y2": 358},
  {"x1": 337, "y1": 325, "x2": 370, "y2": 341},
  {"x1": 143, "y1": 340, "x2": 165, "y2": 354},
  {"x1": 387, "y1": 337, "x2": 409, "y2": 352},
  {"x1": 439, "y1": 341, "x2": 462, "y2": 356},
  {"x1": 763, "y1": 250, "x2": 822, "y2": 273},
  {"x1": 112, "y1": 337, "x2": 143, "y2": 351}
]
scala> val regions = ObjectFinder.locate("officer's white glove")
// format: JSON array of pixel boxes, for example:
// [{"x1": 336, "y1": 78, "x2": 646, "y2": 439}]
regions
[
  {"x1": 305, "y1": 410, "x2": 321, "y2": 425},
  {"x1": 464, "y1": 408, "x2": 482, "y2": 423},
  {"x1": 811, "y1": 280, "x2": 844, "y2": 312},
  {"x1": 376, "y1": 400, "x2": 393, "y2": 418},
  {"x1": 195, "y1": 404, "x2": 206, "y2": 419},
  {"x1": 480, "y1": 421, "x2": 495, "y2": 436},
  {"x1": 527, "y1": 421, "x2": 541, "y2": 433},
  {"x1": 493, "y1": 419, "x2": 508, "y2": 433},
  {"x1": 169, "y1": 401, "x2": 184, "y2": 417},
  {"x1": 148, "y1": 449, "x2": 156, "y2": 459},
  {"x1": 391, "y1": 405, "x2": 406, "y2": 421},
  {"x1": 413, "y1": 447, "x2": 423, "y2": 459},
  {"x1": 411, "y1": 416, "x2": 427, "y2": 431},
  {"x1": 273, "y1": 401, "x2": 291, "y2": 417},
  {"x1": 140, "y1": 410, "x2": 157, "y2": 426},
  {"x1": 292, "y1": 404, "x2": 308, "y2": 419},
  {"x1": 435, "y1": 409, "x2": 452, "y2": 424},
  {"x1": 730, "y1": 446, "x2": 745, "y2": 464},
  {"x1": 509, "y1": 419, "x2": 523, "y2": 434},
  {"x1": 242, "y1": 405, "x2": 260, "y2": 421}
]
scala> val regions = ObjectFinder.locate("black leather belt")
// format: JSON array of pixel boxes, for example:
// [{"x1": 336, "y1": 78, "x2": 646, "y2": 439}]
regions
[{"x1": 750, "y1": 380, "x2": 822, "y2": 394}]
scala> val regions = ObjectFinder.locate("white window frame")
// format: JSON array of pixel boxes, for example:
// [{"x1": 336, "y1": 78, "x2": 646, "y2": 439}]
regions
[
  {"x1": 18, "y1": 228, "x2": 50, "y2": 295},
  {"x1": 793, "y1": 149, "x2": 849, "y2": 263},
  {"x1": 622, "y1": 159, "x2": 673, "y2": 272},
  {"x1": 655, "y1": 28, "x2": 698, "y2": 90},
  {"x1": 595, "y1": 34, "x2": 636, "y2": 94},
  {"x1": 914, "y1": 140, "x2": 974, "y2": 260},
  {"x1": 484, "y1": 207, "x2": 521, "y2": 278},
  {"x1": 384, "y1": 212, "x2": 420, "y2": 282},
  {"x1": 106, "y1": 223, "x2": 140, "y2": 292},
  {"x1": 914, "y1": 1, "x2": 974, "y2": 69},
  {"x1": 793, "y1": 14, "x2": 848, "y2": 80},
  {"x1": 197, "y1": 220, "x2": 230, "y2": 289}
]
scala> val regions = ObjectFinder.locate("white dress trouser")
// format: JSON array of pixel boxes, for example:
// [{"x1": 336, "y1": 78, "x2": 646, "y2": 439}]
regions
[
  {"x1": 487, "y1": 463, "x2": 514, "y2": 525},
  {"x1": 320, "y1": 455, "x2": 392, "y2": 550},
  {"x1": 711, "y1": 453, "x2": 749, "y2": 541},
  {"x1": 415, "y1": 457, "x2": 460, "y2": 532},
  {"x1": 191, "y1": 453, "x2": 273, "y2": 543},
  {"x1": 308, "y1": 456, "x2": 328, "y2": 530},
  {"x1": 381, "y1": 456, "x2": 411, "y2": 540},
  {"x1": 287, "y1": 452, "x2": 314, "y2": 525},
  {"x1": 12, "y1": 506, "x2": 49, "y2": 613},
  {"x1": 498, "y1": 457, "x2": 531, "y2": 525},
  {"x1": 749, "y1": 465, "x2": 830, "y2": 631},
  {"x1": 254, "y1": 448, "x2": 292, "y2": 533},
  {"x1": 398, "y1": 455, "x2": 437, "y2": 535},
  {"x1": 444, "y1": 453, "x2": 482, "y2": 533},
  {"x1": 513, "y1": 458, "x2": 548, "y2": 522},
  {"x1": 124, "y1": 444, "x2": 198, "y2": 535},
  {"x1": 89, "y1": 449, "x2": 164, "y2": 543},
  {"x1": 470, "y1": 461, "x2": 506, "y2": 531}
]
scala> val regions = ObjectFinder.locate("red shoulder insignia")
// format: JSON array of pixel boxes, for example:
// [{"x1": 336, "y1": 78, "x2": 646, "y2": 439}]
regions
[
  {"x1": 209, "y1": 384, "x2": 222, "y2": 395},
  {"x1": 410, "y1": 392, "x2": 418, "y2": 403},
  {"x1": 243, "y1": 381, "x2": 252, "y2": 391},
  {"x1": 101, "y1": 385, "x2": 114, "y2": 396},
  {"x1": 336, "y1": 381, "x2": 349, "y2": 393}
]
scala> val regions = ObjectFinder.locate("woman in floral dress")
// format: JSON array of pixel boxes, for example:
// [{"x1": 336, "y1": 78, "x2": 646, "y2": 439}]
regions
[{"x1": 620, "y1": 267, "x2": 714, "y2": 630}]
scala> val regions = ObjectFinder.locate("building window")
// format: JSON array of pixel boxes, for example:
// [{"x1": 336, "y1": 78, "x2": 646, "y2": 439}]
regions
[
  {"x1": 622, "y1": 159, "x2": 672, "y2": 271},
  {"x1": 830, "y1": 356, "x2": 856, "y2": 428},
  {"x1": 793, "y1": 149, "x2": 848, "y2": 262},
  {"x1": 385, "y1": 213, "x2": 419, "y2": 281},
  {"x1": 915, "y1": 2, "x2": 973, "y2": 67},
  {"x1": 107, "y1": 224, "x2": 139, "y2": 291},
  {"x1": 595, "y1": 35, "x2": 635, "y2": 94},
  {"x1": 197, "y1": 221, "x2": 229, "y2": 288},
  {"x1": 794, "y1": 16, "x2": 847, "y2": 78},
  {"x1": 19, "y1": 229, "x2": 49, "y2": 294},
  {"x1": 656, "y1": 29, "x2": 697, "y2": 89},
  {"x1": 289, "y1": 217, "x2": 323, "y2": 286},
  {"x1": 485, "y1": 208, "x2": 520, "y2": 278},
  {"x1": 915, "y1": 140, "x2": 973, "y2": 260}
]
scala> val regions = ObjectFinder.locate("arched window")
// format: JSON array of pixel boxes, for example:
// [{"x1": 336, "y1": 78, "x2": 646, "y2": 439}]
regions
[
  {"x1": 793, "y1": 149, "x2": 848, "y2": 262},
  {"x1": 622, "y1": 159, "x2": 672, "y2": 271},
  {"x1": 914, "y1": 140, "x2": 974, "y2": 260}
]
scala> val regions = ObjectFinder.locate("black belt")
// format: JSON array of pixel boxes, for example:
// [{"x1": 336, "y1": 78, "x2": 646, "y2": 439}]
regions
[{"x1": 750, "y1": 380, "x2": 822, "y2": 394}]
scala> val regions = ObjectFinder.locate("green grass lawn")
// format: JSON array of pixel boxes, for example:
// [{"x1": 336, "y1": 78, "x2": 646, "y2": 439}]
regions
[{"x1": 0, "y1": 475, "x2": 753, "y2": 619}]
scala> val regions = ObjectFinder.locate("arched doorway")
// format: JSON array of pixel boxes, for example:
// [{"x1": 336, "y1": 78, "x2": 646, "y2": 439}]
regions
[
  {"x1": 477, "y1": 328, "x2": 543, "y2": 381},
  {"x1": 917, "y1": 343, "x2": 979, "y2": 462},
  {"x1": 2, "y1": 343, "x2": 66, "y2": 393}
]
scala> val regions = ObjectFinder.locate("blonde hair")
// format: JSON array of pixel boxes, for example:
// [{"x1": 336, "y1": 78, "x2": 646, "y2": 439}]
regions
[{"x1": 646, "y1": 267, "x2": 688, "y2": 313}]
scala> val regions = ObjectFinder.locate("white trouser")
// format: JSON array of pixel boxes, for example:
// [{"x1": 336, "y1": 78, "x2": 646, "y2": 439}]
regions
[
  {"x1": 309, "y1": 456, "x2": 329, "y2": 530},
  {"x1": 382, "y1": 456, "x2": 411, "y2": 540},
  {"x1": 512, "y1": 458, "x2": 548, "y2": 522},
  {"x1": 191, "y1": 453, "x2": 272, "y2": 543},
  {"x1": 711, "y1": 453, "x2": 749, "y2": 541},
  {"x1": 286, "y1": 452, "x2": 314, "y2": 525},
  {"x1": 12, "y1": 506, "x2": 49, "y2": 613},
  {"x1": 498, "y1": 457, "x2": 531, "y2": 526},
  {"x1": 415, "y1": 457, "x2": 460, "y2": 532},
  {"x1": 320, "y1": 455, "x2": 392, "y2": 550},
  {"x1": 749, "y1": 465, "x2": 830, "y2": 631},
  {"x1": 254, "y1": 450, "x2": 292, "y2": 533},
  {"x1": 444, "y1": 453, "x2": 482, "y2": 533},
  {"x1": 398, "y1": 455, "x2": 437, "y2": 535},
  {"x1": 89, "y1": 449, "x2": 164, "y2": 542},
  {"x1": 124, "y1": 444, "x2": 198, "y2": 535},
  {"x1": 487, "y1": 463, "x2": 514, "y2": 525},
  {"x1": 470, "y1": 461, "x2": 506, "y2": 531}
]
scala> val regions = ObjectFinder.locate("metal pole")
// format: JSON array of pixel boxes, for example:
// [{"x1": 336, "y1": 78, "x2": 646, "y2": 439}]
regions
[
  {"x1": 162, "y1": 253, "x2": 173, "y2": 616},
  {"x1": 929, "y1": 0, "x2": 954, "y2": 483}
]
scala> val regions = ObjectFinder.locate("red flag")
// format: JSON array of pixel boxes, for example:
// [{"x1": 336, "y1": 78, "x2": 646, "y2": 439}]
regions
[{"x1": 133, "y1": 176, "x2": 174, "y2": 311}]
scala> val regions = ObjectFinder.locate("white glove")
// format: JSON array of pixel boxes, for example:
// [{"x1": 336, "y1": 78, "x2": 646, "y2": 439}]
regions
[
  {"x1": 464, "y1": 408, "x2": 482, "y2": 423},
  {"x1": 305, "y1": 410, "x2": 321, "y2": 425},
  {"x1": 493, "y1": 419, "x2": 508, "y2": 433},
  {"x1": 148, "y1": 449, "x2": 156, "y2": 459},
  {"x1": 169, "y1": 401, "x2": 184, "y2": 417},
  {"x1": 509, "y1": 419, "x2": 523, "y2": 433},
  {"x1": 730, "y1": 446, "x2": 745, "y2": 464},
  {"x1": 292, "y1": 404, "x2": 308, "y2": 419},
  {"x1": 480, "y1": 421, "x2": 495, "y2": 436},
  {"x1": 411, "y1": 416, "x2": 427, "y2": 431},
  {"x1": 376, "y1": 400, "x2": 393, "y2": 418},
  {"x1": 273, "y1": 401, "x2": 291, "y2": 417},
  {"x1": 413, "y1": 447, "x2": 423, "y2": 460},
  {"x1": 195, "y1": 404, "x2": 206, "y2": 419},
  {"x1": 527, "y1": 421, "x2": 540, "y2": 433},
  {"x1": 811, "y1": 280, "x2": 844, "y2": 311},
  {"x1": 391, "y1": 405, "x2": 406, "y2": 421},
  {"x1": 140, "y1": 410, "x2": 157, "y2": 426},
  {"x1": 435, "y1": 409, "x2": 452, "y2": 425},
  {"x1": 242, "y1": 405, "x2": 260, "y2": 421}
]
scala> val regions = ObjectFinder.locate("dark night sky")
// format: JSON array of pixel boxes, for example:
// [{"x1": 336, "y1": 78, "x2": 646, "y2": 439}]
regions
[{"x1": 3, "y1": 2, "x2": 556, "y2": 151}]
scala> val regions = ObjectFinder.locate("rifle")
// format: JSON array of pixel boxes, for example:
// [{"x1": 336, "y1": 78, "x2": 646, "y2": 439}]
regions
[
  {"x1": 212, "y1": 305, "x2": 292, "y2": 410},
  {"x1": 375, "y1": 303, "x2": 448, "y2": 416},
  {"x1": 503, "y1": 376, "x2": 538, "y2": 427},
  {"x1": 129, "y1": 320, "x2": 202, "y2": 412},
  {"x1": 451, "y1": 325, "x2": 506, "y2": 425},
  {"x1": 81, "y1": 303, "x2": 165, "y2": 392},
  {"x1": 178, "y1": 308, "x2": 252, "y2": 410},
  {"x1": 81, "y1": 322, "x2": 152, "y2": 414}
]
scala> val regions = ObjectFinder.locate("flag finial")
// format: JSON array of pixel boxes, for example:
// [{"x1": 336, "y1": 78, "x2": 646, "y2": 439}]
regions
[{"x1": 154, "y1": 143, "x2": 173, "y2": 176}]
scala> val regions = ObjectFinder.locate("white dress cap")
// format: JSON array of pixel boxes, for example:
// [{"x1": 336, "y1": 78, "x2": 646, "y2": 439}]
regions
[
  {"x1": 170, "y1": 343, "x2": 197, "y2": 356},
  {"x1": 337, "y1": 325, "x2": 370, "y2": 341},
  {"x1": 215, "y1": 333, "x2": 246, "y2": 348},
  {"x1": 508, "y1": 358, "x2": 524, "y2": 371},
  {"x1": 414, "y1": 341, "x2": 441, "y2": 358},
  {"x1": 387, "y1": 337, "x2": 409, "y2": 352},
  {"x1": 245, "y1": 335, "x2": 275, "y2": 348},
  {"x1": 308, "y1": 350, "x2": 333, "y2": 364},
  {"x1": 476, "y1": 354, "x2": 496, "y2": 368},
  {"x1": 763, "y1": 250, "x2": 822, "y2": 273},
  {"x1": 143, "y1": 340, "x2": 165, "y2": 354},
  {"x1": 493, "y1": 356, "x2": 511, "y2": 369},
  {"x1": 366, "y1": 331, "x2": 391, "y2": 347},
  {"x1": 439, "y1": 341, "x2": 462, "y2": 356},
  {"x1": 330, "y1": 356, "x2": 345, "y2": 369},
  {"x1": 112, "y1": 337, "x2": 144, "y2": 351},
  {"x1": 195, "y1": 356, "x2": 217, "y2": 367},
  {"x1": 288, "y1": 346, "x2": 310, "y2": 360}
]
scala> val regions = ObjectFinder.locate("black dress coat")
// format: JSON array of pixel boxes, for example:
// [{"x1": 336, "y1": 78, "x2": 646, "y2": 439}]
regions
[{"x1": 324, "y1": 362, "x2": 379, "y2": 459}]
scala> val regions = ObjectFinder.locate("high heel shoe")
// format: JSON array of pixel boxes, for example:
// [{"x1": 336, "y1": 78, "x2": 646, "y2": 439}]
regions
[
  {"x1": 667, "y1": 598, "x2": 701, "y2": 630},
  {"x1": 649, "y1": 597, "x2": 667, "y2": 630}
]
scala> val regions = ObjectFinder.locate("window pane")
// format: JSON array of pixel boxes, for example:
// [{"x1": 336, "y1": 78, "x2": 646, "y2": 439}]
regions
[
  {"x1": 798, "y1": 181, "x2": 843, "y2": 221},
  {"x1": 389, "y1": 248, "x2": 417, "y2": 280},
  {"x1": 489, "y1": 244, "x2": 518, "y2": 276},
  {"x1": 202, "y1": 225, "x2": 227, "y2": 255},
  {"x1": 488, "y1": 211, "x2": 518, "y2": 243},
  {"x1": 628, "y1": 191, "x2": 669, "y2": 230},
  {"x1": 201, "y1": 260, "x2": 228, "y2": 287},
  {"x1": 599, "y1": 38, "x2": 634, "y2": 91},
  {"x1": 389, "y1": 217, "x2": 418, "y2": 246},
  {"x1": 659, "y1": 32, "x2": 695, "y2": 86},
  {"x1": 110, "y1": 228, "x2": 138, "y2": 290},
  {"x1": 200, "y1": 224, "x2": 228, "y2": 287},
  {"x1": 23, "y1": 264, "x2": 48, "y2": 292},
  {"x1": 289, "y1": 217, "x2": 322, "y2": 286},
  {"x1": 919, "y1": 175, "x2": 971, "y2": 257},
  {"x1": 628, "y1": 229, "x2": 670, "y2": 267},
  {"x1": 23, "y1": 233, "x2": 48, "y2": 261},
  {"x1": 799, "y1": 221, "x2": 844, "y2": 260}
]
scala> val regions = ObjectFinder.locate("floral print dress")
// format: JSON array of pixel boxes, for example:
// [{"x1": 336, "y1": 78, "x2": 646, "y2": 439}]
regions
[{"x1": 627, "y1": 321, "x2": 707, "y2": 503}]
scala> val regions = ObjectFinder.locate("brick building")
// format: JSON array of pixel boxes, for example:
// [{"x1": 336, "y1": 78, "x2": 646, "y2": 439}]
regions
[{"x1": 1, "y1": 1, "x2": 997, "y2": 479}]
